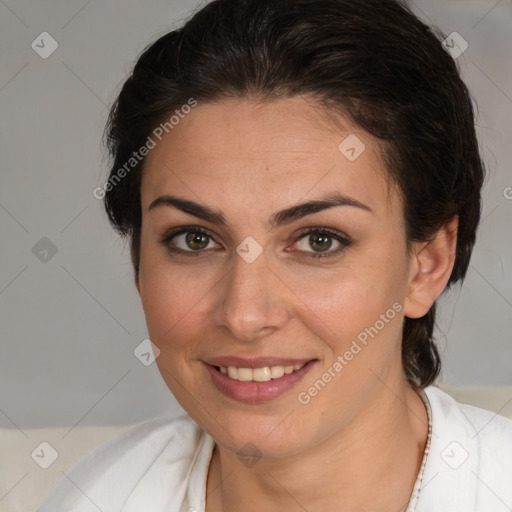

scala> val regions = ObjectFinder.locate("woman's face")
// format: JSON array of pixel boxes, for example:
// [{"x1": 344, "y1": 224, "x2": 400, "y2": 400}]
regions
[{"x1": 137, "y1": 96, "x2": 417, "y2": 458}]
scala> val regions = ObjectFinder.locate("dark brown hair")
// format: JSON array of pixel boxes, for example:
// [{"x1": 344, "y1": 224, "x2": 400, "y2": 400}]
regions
[{"x1": 102, "y1": 0, "x2": 485, "y2": 389}]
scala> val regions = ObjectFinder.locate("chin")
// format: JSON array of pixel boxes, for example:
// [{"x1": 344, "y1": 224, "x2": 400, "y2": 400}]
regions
[{"x1": 201, "y1": 410, "x2": 313, "y2": 460}]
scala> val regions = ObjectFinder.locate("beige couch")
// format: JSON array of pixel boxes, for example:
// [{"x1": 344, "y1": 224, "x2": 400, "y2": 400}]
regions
[{"x1": 1, "y1": 386, "x2": 511, "y2": 512}]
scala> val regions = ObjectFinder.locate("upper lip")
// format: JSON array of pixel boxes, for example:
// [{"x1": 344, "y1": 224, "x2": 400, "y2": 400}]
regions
[{"x1": 204, "y1": 356, "x2": 316, "y2": 368}]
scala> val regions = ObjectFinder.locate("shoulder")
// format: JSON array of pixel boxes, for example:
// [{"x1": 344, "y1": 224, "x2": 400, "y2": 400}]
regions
[
  {"x1": 38, "y1": 414, "x2": 206, "y2": 512},
  {"x1": 417, "y1": 386, "x2": 512, "y2": 511},
  {"x1": 425, "y1": 385, "x2": 512, "y2": 451}
]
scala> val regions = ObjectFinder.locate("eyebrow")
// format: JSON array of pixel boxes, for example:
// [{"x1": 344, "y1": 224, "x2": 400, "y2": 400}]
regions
[{"x1": 147, "y1": 192, "x2": 372, "y2": 229}]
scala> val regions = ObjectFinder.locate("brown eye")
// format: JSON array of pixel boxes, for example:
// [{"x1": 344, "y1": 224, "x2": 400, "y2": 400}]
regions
[
  {"x1": 160, "y1": 226, "x2": 220, "y2": 256},
  {"x1": 308, "y1": 233, "x2": 333, "y2": 253},
  {"x1": 293, "y1": 228, "x2": 351, "y2": 259},
  {"x1": 184, "y1": 231, "x2": 210, "y2": 251}
]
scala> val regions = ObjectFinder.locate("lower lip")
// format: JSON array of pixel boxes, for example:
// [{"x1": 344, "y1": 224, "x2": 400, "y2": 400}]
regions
[{"x1": 204, "y1": 361, "x2": 317, "y2": 403}]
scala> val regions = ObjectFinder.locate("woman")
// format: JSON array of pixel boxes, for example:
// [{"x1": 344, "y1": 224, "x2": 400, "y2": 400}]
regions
[{"x1": 39, "y1": 0, "x2": 512, "y2": 511}]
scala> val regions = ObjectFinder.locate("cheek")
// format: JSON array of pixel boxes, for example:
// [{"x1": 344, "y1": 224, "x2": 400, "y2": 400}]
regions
[
  {"x1": 138, "y1": 263, "x2": 213, "y2": 397},
  {"x1": 283, "y1": 253, "x2": 406, "y2": 349},
  {"x1": 302, "y1": 284, "x2": 401, "y2": 371},
  {"x1": 139, "y1": 266, "x2": 214, "y2": 344}
]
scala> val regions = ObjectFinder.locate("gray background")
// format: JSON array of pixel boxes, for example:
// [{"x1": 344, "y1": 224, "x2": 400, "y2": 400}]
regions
[{"x1": 1, "y1": 0, "x2": 511, "y2": 430}]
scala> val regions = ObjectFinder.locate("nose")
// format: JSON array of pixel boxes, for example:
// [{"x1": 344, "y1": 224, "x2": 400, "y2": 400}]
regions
[{"x1": 211, "y1": 247, "x2": 292, "y2": 343}]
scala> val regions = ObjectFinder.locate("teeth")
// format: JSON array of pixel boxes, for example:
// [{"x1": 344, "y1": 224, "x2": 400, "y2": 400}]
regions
[
  {"x1": 238, "y1": 368, "x2": 253, "y2": 382},
  {"x1": 252, "y1": 366, "x2": 271, "y2": 382},
  {"x1": 218, "y1": 363, "x2": 306, "y2": 382},
  {"x1": 270, "y1": 366, "x2": 284, "y2": 379}
]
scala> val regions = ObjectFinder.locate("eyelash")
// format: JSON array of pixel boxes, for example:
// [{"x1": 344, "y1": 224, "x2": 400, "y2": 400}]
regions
[{"x1": 159, "y1": 225, "x2": 352, "y2": 260}]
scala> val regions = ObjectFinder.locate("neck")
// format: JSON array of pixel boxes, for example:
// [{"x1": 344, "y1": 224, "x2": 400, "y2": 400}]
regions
[{"x1": 206, "y1": 381, "x2": 429, "y2": 512}]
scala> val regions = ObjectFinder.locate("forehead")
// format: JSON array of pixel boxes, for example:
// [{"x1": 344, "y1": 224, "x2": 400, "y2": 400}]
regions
[{"x1": 140, "y1": 96, "x2": 398, "y2": 219}]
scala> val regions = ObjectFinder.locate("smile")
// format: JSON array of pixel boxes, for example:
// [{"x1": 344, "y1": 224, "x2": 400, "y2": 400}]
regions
[
  {"x1": 204, "y1": 359, "x2": 317, "y2": 403},
  {"x1": 216, "y1": 363, "x2": 306, "y2": 382}
]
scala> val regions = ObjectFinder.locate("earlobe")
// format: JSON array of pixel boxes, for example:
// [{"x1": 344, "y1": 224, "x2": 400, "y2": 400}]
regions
[{"x1": 403, "y1": 216, "x2": 458, "y2": 319}]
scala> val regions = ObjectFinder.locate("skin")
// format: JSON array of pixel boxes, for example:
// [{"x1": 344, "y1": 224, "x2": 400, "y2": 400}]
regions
[{"x1": 135, "y1": 96, "x2": 458, "y2": 512}]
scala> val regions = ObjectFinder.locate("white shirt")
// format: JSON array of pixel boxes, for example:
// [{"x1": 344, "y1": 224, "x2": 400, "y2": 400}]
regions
[{"x1": 38, "y1": 386, "x2": 512, "y2": 512}]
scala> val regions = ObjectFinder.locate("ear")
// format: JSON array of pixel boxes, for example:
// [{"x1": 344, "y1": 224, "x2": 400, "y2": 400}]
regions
[{"x1": 403, "y1": 215, "x2": 458, "y2": 319}]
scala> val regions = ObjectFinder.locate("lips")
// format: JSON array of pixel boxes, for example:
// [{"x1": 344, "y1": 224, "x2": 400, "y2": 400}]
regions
[{"x1": 203, "y1": 357, "x2": 317, "y2": 403}]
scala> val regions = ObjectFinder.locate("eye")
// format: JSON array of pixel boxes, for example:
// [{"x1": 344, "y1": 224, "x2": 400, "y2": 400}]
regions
[
  {"x1": 292, "y1": 228, "x2": 351, "y2": 259},
  {"x1": 159, "y1": 225, "x2": 351, "y2": 260},
  {"x1": 160, "y1": 226, "x2": 220, "y2": 256}
]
